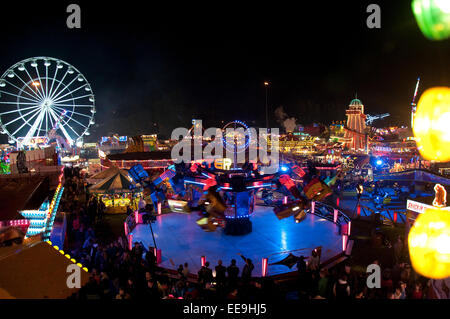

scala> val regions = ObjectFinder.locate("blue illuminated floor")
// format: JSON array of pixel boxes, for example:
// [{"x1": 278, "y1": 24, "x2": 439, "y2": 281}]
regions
[{"x1": 131, "y1": 205, "x2": 342, "y2": 276}]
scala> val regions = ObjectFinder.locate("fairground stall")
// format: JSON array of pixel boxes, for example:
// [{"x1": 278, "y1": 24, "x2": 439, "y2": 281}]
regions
[{"x1": 88, "y1": 168, "x2": 140, "y2": 213}]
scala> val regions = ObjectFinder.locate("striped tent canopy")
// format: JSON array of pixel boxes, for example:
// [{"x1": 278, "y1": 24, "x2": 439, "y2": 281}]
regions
[
  {"x1": 89, "y1": 169, "x2": 136, "y2": 194},
  {"x1": 87, "y1": 166, "x2": 129, "y2": 184}
]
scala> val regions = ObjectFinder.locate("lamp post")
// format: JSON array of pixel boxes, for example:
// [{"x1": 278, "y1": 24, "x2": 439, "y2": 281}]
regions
[{"x1": 264, "y1": 81, "x2": 269, "y2": 130}]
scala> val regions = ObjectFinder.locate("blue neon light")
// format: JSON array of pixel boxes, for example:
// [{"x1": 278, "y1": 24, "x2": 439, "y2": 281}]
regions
[{"x1": 185, "y1": 180, "x2": 206, "y2": 186}]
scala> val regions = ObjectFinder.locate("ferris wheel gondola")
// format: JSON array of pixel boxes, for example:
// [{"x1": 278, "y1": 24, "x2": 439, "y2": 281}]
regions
[{"x1": 0, "y1": 57, "x2": 95, "y2": 148}]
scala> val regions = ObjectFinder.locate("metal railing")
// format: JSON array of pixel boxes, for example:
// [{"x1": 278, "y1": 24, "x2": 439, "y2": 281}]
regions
[
  {"x1": 311, "y1": 200, "x2": 351, "y2": 227},
  {"x1": 358, "y1": 204, "x2": 406, "y2": 224}
]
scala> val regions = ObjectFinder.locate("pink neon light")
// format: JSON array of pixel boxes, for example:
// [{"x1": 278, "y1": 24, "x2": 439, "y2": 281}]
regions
[
  {"x1": 348, "y1": 221, "x2": 351, "y2": 236},
  {"x1": 156, "y1": 249, "x2": 162, "y2": 264},
  {"x1": 357, "y1": 205, "x2": 361, "y2": 216},
  {"x1": 342, "y1": 235, "x2": 348, "y2": 251},
  {"x1": 336, "y1": 197, "x2": 340, "y2": 207},
  {"x1": 283, "y1": 196, "x2": 288, "y2": 204},
  {"x1": 262, "y1": 258, "x2": 268, "y2": 277},
  {"x1": 128, "y1": 234, "x2": 133, "y2": 251},
  {"x1": 311, "y1": 201, "x2": 315, "y2": 214},
  {"x1": 201, "y1": 256, "x2": 206, "y2": 267},
  {"x1": 333, "y1": 209, "x2": 338, "y2": 223},
  {"x1": 157, "y1": 203, "x2": 162, "y2": 215},
  {"x1": 124, "y1": 222, "x2": 128, "y2": 236},
  {"x1": 135, "y1": 211, "x2": 139, "y2": 224}
]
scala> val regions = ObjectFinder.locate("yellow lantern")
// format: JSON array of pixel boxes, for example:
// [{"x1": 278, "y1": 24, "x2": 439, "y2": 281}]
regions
[
  {"x1": 413, "y1": 87, "x2": 450, "y2": 162},
  {"x1": 408, "y1": 207, "x2": 450, "y2": 279}
]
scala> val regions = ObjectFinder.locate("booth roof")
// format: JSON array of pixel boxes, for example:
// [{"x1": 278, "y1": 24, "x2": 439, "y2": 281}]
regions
[
  {"x1": 107, "y1": 151, "x2": 173, "y2": 161},
  {"x1": 0, "y1": 176, "x2": 48, "y2": 221},
  {"x1": 89, "y1": 166, "x2": 129, "y2": 180},
  {"x1": 89, "y1": 170, "x2": 136, "y2": 194},
  {"x1": 0, "y1": 241, "x2": 89, "y2": 298}
]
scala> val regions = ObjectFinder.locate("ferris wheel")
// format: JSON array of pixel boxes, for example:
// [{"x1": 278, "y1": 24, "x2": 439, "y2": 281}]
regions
[{"x1": 0, "y1": 57, "x2": 96, "y2": 147}]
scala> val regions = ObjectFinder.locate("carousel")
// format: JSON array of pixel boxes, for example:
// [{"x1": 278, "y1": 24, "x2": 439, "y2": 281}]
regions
[{"x1": 88, "y1": 167, "x2": 141, "y2": 213}]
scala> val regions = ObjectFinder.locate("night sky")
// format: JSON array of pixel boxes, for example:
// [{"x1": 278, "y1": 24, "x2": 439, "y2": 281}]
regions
[{"x1": 0, "y1": 0, "x2": 449, "y2": 142}]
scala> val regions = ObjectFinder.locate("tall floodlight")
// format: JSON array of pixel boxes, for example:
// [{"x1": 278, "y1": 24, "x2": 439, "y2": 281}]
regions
[
  {"x1": 0, "y1": 57, "x2": 96, "y2": 148},
  {"x1": 411, "y1": 77, "x2": 421, "y2": 129}
]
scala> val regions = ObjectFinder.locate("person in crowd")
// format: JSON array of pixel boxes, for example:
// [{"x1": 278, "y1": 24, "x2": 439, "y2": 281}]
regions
[
  {"x1": 182, "y1": 262, "x2": 190, "y2": 278},
  {"x1": 393, "y1": 282, "x2": 407, "y2": 299},
  {"x1": 115, "y1": 287, "x2": 130, "y2": 299},
  {"x1": 238, "y1": 253, "x2": 254, "y2": 281},
  {"x1": 412, "y1": 282, "x2": 423, "y2": 299},
  {"x1": 215, "y1": 260, "x2": 227, "y2": 285},
  {"x1": 145, "y1": 279, "x2": 160, "y2": 299},
  {"x1": 177, "y1": 264, "x2": 184, "y2": 278},
  {"x1": 316, "y1": 268, "x2": 329, "y2": 299},
  {"x1": 393, "y1": 235, "x2": 404, "y2": 264},
  {"x1": 308, "y1": 250, "x2": 320, "y2": 273},
  {"x1": 355, "y1": 289, "x2": 365, "y2": 299},
  {"x1": 198, "y1": 262, "x2": 213, "y2": 285},
  {"x1": 126, "y1": 205, "x2": 133, "y2": 216},
  {"x1": 333, "y1": 273, "x2": 351, "y2": 300},
  {"x1": 227, "y1": 259, "x2": 240, "y2": 287},
  {"x1": 296, "y1": 256, "x2": 307, "y2": 274}
]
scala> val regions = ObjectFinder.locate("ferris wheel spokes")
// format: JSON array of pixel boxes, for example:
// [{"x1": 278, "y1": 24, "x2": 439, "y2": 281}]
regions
[
  {"x1": 52, "y1": 94, "x2": 93, "y2": 105},
  {"x1": 23, "y1": 67, "x2": 45, "y2": 100},
  {"x1": 47, "y1": 68, "x2": 70, "y2": 101},
  {"x1": 47, "y1": 65, "x2": 60, "y2": 100},
  {"x1": 22, "y1": 108, "x2": 46, "y2": 144},
  {"x1": 51, "y1": 83, "x2": 88, "y2": 104},
  {"x1": 0, "y1": 105, "x2": 40, "y2": 115},
  {"x1": 3, "y1": 78, "x2": 41, "y2": 102},
  {"x1": 0, "y1": 89, "x2": 41, "y2": 104},
  {"x1": 3, "y1": 107, "x2": 41, "y2": 127},
  {"x1": 9, "y1": 70, "x2": 44, "y2": 101},
  {"x1": 32, "y1": 63, "x2": 48, "y2": 100},
  {"x1": 11, "y1": 108, "x2": 41, "y2": 137},
  {"x1": 50, "y1": 75, "x2": 79, "y2": 101}
]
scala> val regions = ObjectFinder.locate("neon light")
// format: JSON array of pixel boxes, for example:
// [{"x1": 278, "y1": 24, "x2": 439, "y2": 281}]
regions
[
  {"x1": 342, "y1": 235, "x2": 348, "y2": 251},
  {"x1": 128, "y1": 234, "x2": 133, "y2": 251},
  {"x1": 185, "y1": 180, "x2": 206, "y2": 186},
  {"x1": 246, "y1": 183, "x2": 272, "y2": 189},
  {"x1": 262, "y1": 258, "x2": 268, "y2": 277},
  {"x1": 201, "y1": 256, "x2": 206, "y2": 267}
]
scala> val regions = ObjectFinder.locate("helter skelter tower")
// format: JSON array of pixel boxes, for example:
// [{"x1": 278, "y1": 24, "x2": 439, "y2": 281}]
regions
[{"x1": 343, "y1": 97, "x2": 367, "y2": 151}]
